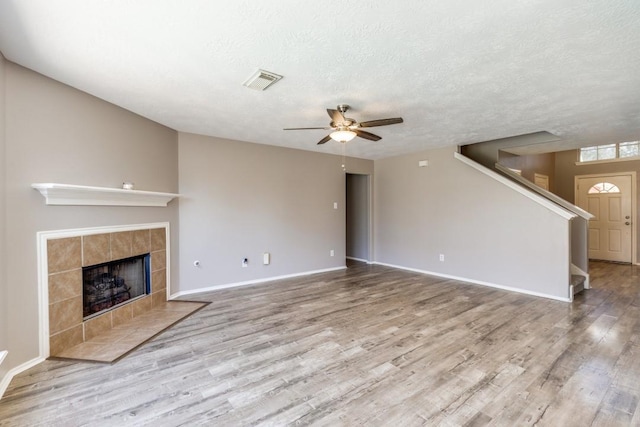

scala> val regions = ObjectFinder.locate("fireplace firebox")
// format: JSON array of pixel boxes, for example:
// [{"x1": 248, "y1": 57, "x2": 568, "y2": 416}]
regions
[{"x1": 82, "y1": 254, "x2": 151, "y2": 319}]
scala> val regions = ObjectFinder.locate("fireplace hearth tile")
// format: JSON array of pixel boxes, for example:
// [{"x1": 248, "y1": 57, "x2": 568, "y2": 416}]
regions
[
  {"x1": 88, "y1": 326, "x2": 131, "y2": 344},
  {"x1": 82, "y1": 233, "x2": 110, "y2": 267},
  {"x1": 49, "y1": 325, "x2": 83, "y2": 356},
  {"x1": 110, "y1": 231, "x2": 133, "y2": 261},
  {"x1": 47, "y1": 237, "x2": 81, "y2": 274},
  {"x1": 57, "y1": 341, "x2": 107, "y2": 359},
  {"x1": 117, "y1": 332, "x2": 159, "y2": 347},
  {"x1": 158, "y1": 300, "x2": 207, "y2": 312},
  {"x1": 50, "y1": 300, "x2": 208, "y2": 363},
  {"x1": 132, "y1": 230, "x2": 151, "y2": 255},
  {"x1": 48, "y1": 269, "x2": 82, "y2": 304}
]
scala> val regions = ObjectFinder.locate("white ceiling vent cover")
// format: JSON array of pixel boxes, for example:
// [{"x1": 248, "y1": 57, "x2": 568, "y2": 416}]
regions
[{"x1": 243, "y1": 69, "x2": 283, "y2": 91}]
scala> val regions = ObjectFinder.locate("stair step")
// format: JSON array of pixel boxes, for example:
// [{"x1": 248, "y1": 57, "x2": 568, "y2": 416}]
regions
[{"x1": 571, "y1": 274, "x2": 586, "y2": 295}]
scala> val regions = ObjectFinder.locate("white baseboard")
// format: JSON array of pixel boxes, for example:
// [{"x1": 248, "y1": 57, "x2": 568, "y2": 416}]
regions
[
  {"x1": 372, "y1": 261, "x2": 572, "y2": 303},
  {"x1": 346, "y1": 256, "x2": 369, "y2": 263},
  {"x1": 0, "y1": 356, "x2": 46, "y2": 400},
  {"x1": 170, "y1": 266, "x2": 347, "y2": 299}
]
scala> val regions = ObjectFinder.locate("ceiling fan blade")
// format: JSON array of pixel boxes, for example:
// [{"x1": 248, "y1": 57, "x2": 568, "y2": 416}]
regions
[
  {"x1": 317, "y1": 135, "x2": 332, "y2": 145},
  {"x1": 283, "y1": 127, "x2": 331, "y2": 130},
  {"x1": 358, "y1": 117, "x2": 404, "y2": 128},
  {"x1": 355, "y1": 129, "x2": 382, "y2": 141},
  {"x1": 327, "y1": 109, "x2": 346, "y2": 124}
]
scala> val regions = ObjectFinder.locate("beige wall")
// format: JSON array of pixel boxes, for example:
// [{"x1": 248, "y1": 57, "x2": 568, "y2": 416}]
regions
[
  {"x1": 177, "y1": 133, "x2": 373, "y2": 292},
  {"x1": 3, "y1": 62, "x2": 179, "y2": 375},
  {"x1": 375, "y1": 146, "x2": 571, "y2": 299},
  {"x1": 0, "y1": 53, "x2": 7, "y2": 377},
  {"x1": 555, "y1": 149, "x2": 640, "y2": 260},
  {"x1": 499, "y1": 152, "x2": 556, "y2": 192}
]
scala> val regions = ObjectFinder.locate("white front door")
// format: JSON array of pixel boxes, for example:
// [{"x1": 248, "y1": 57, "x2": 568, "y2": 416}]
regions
[{"x1": 576, "y1": 174, "x2": 633, "y2": 263}]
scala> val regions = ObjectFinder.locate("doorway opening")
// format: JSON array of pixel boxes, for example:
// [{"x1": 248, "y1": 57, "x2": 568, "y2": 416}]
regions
[{"x1": 346, "y1": 173, "x2": 371, "y2": 263}]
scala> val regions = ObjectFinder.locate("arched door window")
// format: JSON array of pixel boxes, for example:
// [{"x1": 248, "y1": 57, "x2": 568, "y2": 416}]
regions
[{"x1": 588, "y1": 182, "x2": 621, "y2": 194}]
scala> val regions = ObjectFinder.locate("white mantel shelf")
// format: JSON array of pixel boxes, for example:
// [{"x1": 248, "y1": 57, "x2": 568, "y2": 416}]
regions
[{"x1": 31, "y1": 183, "x2": 180, "y2": 207}]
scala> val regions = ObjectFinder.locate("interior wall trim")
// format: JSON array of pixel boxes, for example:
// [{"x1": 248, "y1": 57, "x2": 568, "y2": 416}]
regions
[
  {"x1": 170, "y1": 266, "x2": 347, "y2": 299},
  {"x1": 31, "y1": 183, "x2": 179, "y2": 207},
  {"x1": 454, "y1": 152, "x2": 576, "y2": 220},
  {"x1": 372, "y1": 261, "x2": 572, "y2": 303},
  {"x1": 0, "y1": 356, "x2": 46, "y2": 400}
]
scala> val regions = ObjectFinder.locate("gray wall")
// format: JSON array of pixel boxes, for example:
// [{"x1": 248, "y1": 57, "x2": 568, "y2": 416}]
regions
[
  {"x1": 178, "y1": 133, "x2": 373, "y2": 292},
  {"x1": 0, "y1": 54, "x2": 7, "y2": 378},
  {"x1": 572, "y1": 217, "x2": 589, "y2": 272},
  {"x1": 555, "y1": 149, "x2": 640, "y2": 260},
  {"x1": 375, "y1": 146, "x2": 571, "y2": 299},
  {"x1": 3, "y1": 62, "x2": 179, "y2": 376},
  {"x1": 346, "y1": 174, "x2": 370, "y2": 261}
]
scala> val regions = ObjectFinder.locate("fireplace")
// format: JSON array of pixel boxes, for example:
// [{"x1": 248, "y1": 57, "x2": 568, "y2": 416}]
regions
[
  {"x1": 83, "y1": 254, "x2": 151, "y2": 319},
  {"x1": 44, "y1": 225, "x2": 169, "y2": 357}
]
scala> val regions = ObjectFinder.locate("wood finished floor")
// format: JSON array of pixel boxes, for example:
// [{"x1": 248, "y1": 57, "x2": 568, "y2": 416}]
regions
[{"x1": 1, "y1": 260, "x2": 640, "y2": 426}]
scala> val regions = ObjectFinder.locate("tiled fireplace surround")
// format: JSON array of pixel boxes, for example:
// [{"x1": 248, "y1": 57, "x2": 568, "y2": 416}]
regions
[{"x1": 46, "y1": 226, "x2": 168, "y2": 356}]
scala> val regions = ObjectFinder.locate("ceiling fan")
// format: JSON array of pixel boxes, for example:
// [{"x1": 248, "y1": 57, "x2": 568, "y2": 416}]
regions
[{"x1": 284, "y1": 104, "x2": 403, "y2": 145}]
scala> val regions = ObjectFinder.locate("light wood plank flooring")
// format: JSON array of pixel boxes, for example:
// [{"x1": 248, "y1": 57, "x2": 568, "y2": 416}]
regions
[{"x1": 1, "y1": 260, "x2": 640, "y2": 426}]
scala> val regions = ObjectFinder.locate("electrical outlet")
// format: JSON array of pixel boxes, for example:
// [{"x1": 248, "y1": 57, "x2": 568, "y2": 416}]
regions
[
  {"x1": 330, "y1": 249, "x2": 335, "y2": 257},
  {"x1": 439, "y1": 254, "x2": 445, "y2": 262}
]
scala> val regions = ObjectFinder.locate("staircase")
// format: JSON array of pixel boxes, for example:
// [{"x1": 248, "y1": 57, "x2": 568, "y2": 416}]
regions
[
  {"x1": 458, "y1": 133, "x2": 593, "y2": 302},
  {"x1": 571, "y1": 274, "x2": 586, "y2": 296}
]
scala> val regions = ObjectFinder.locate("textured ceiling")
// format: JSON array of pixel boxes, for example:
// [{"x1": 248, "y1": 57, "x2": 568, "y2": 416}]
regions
[{"x1": 1, "y1": 0, "x2": 639, "y2": 159}]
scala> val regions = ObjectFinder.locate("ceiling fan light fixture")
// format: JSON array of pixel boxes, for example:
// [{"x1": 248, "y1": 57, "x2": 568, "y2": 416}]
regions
[
  {"x1": 284, "y1": 105, "x2": 402, "y2": 145},
  {"x1": 330, "y1": 129, "x2": 357, "y2": 143}
]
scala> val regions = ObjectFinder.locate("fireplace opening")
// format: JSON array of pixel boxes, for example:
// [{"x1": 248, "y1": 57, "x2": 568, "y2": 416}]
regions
[{"x1": 82, "y1": 254, "x2": 151, "y2": 319}]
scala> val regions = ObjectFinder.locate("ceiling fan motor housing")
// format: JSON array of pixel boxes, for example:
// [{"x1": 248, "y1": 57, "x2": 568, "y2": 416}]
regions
[{"x1": 283, "y1": 104, "x2": 403, "y2": 145}]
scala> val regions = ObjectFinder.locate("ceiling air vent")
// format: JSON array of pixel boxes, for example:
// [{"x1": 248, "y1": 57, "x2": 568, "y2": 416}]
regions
[{"x1": 243, "y1": 69, "x2": 283, "y2": 91}]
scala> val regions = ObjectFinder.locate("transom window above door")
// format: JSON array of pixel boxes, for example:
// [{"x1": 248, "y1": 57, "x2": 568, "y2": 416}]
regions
[
  {"x1": 587, "y1": 182, "x2": 621, "y2": 194},
  {"x1": 579, "y1": 141, "x2": 640, "y2": 163}
]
